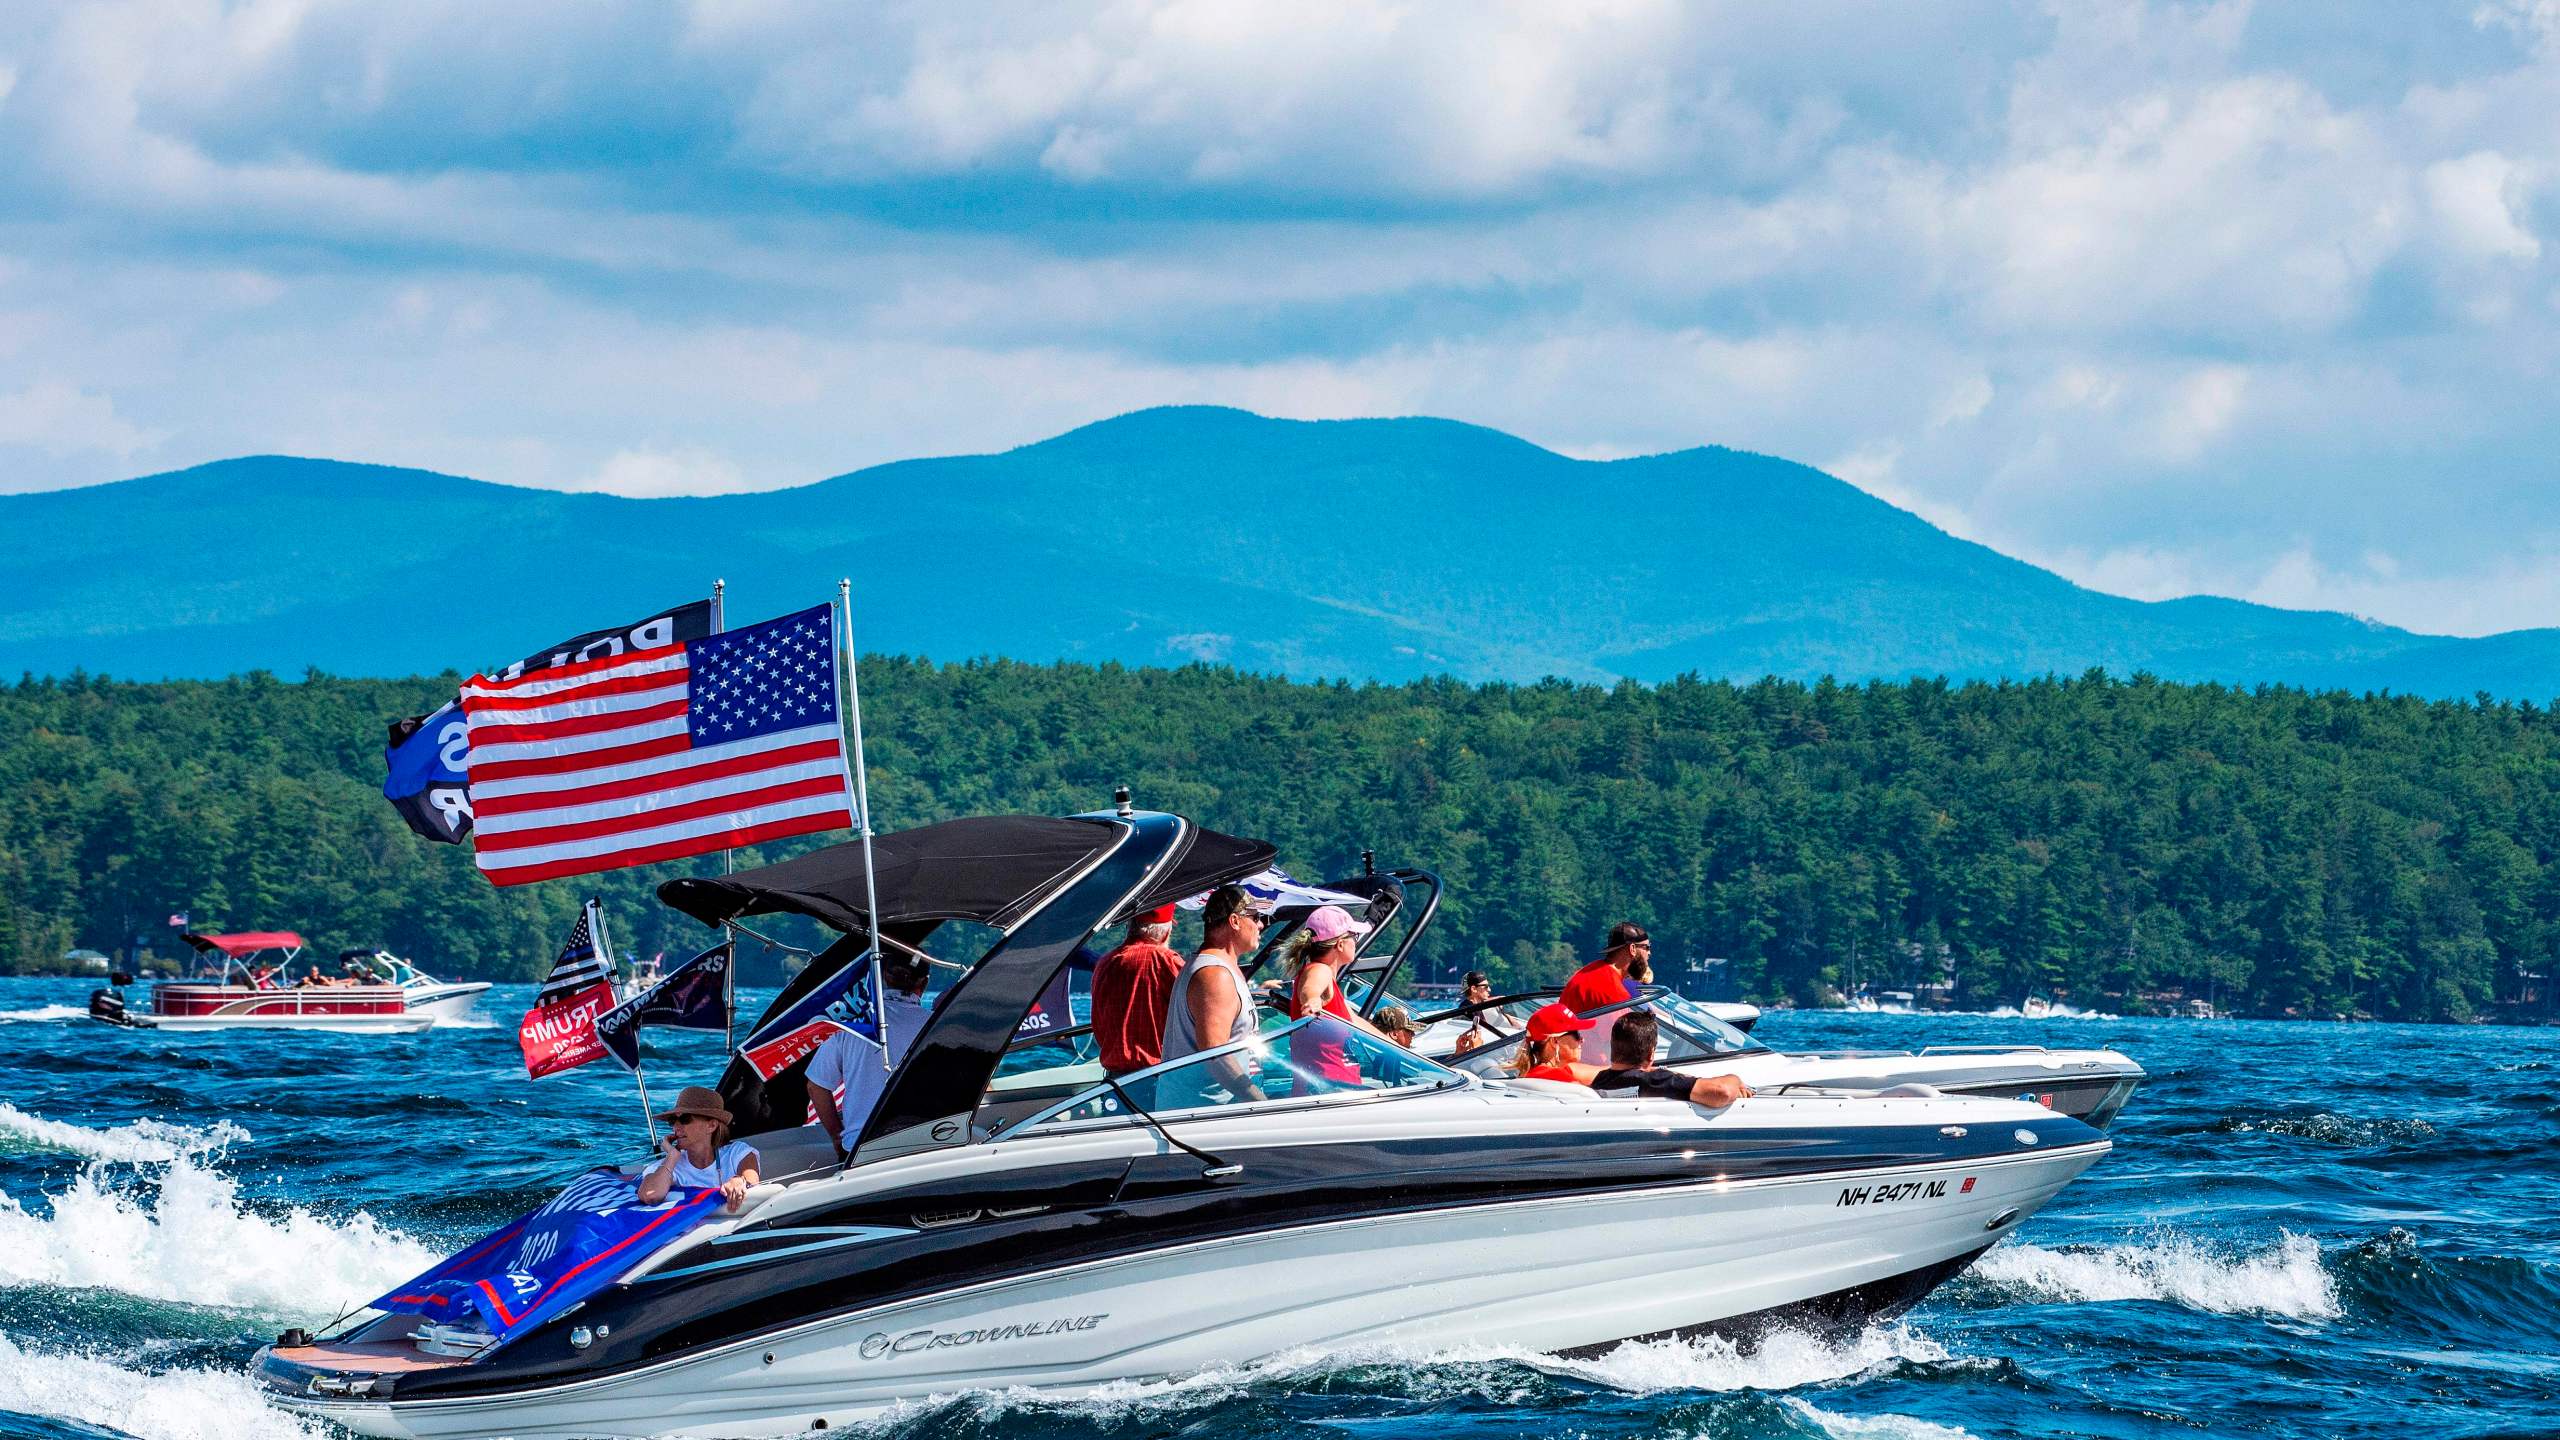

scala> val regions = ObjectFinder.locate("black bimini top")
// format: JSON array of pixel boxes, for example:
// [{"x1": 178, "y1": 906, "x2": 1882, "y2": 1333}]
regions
[{"x1": 658, "y1": 813, "x2": 1274, "y2": 936}]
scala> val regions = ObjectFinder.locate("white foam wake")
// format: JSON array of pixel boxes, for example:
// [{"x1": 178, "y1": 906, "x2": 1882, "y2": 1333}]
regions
[
  {"x1": 1970, "y1": 1231, "x2": 2338, "y2": 1319},
  {"x1": 0, "y1": 1110, "x2": 437, "y2": 1317},
  {"x1": 1544, "y1": 1323, "x2": 1950, "y2": 1393},
  {"x1": 906, "y1": 1325, "x2": 1953, "y2": 1426},
  {"x1": 1786, "y1": 1400, "x2": 1976, "y2": 1439},
  {"x1": 0, "y1": 1003, "x2": 90, "y2": 1022},
  {"x1": 0, "y1": 1102, "x2": 246, "y2": 1163},
  {"x1": 0, "y1": 1335, "x2": 324, "y2": 1440}
]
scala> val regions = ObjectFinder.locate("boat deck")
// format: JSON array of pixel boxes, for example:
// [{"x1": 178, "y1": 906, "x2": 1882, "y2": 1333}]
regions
[{"x1": 274, "y1": 1340, "x2": 468, "y2": 1374}]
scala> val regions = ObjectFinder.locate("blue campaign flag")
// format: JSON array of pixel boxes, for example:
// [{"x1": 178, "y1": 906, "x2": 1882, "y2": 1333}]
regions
[
  {"x1": 381, "y1": 599, "x2": 715, "y2": 845},
  {"x1": 596, "y1": 940, "x2": 734, "y2": 1072},
  {"x1": 738, "y1": 949, "x2": 880, "y2": 1081},
  {"x1": 369, "y1": 1169, "x2": 725, "y2": 1347}
]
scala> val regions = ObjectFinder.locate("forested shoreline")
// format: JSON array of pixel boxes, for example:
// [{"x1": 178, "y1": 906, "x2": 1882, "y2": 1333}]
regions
[{"x1": 2, "y1": 663, "x2": 2553, "y2": 1023}]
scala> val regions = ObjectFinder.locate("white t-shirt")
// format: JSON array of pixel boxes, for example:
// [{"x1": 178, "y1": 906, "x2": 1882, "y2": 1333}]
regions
[
  {"x1": 668, "y1": 1139, "x2": 757, "y2": 1189},
  {"x1": 805, "y1": 991, "x2": 931, "y2": 1150}
]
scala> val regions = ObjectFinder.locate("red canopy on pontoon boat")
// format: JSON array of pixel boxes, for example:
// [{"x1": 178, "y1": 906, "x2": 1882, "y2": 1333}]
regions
[{"x1": 182, "y1": 931, "x2": 306, "y2": 955}]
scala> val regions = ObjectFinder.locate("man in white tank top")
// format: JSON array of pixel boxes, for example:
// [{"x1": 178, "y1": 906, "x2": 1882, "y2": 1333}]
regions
[{"x1": 1162, "y1": 884, "x2": 1274, "y2": 1104}]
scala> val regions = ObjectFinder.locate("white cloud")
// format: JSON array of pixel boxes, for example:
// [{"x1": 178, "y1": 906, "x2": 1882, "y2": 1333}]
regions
[
  {"x1": 0, "y1": 382, "x2": 155, "y2": 460},
  {"x1": 575, "y1": 446, "x2": 755, "y2": 497},
  {"x1": 2424, "y1": 149, "x2": 2541, "y2": 259}
]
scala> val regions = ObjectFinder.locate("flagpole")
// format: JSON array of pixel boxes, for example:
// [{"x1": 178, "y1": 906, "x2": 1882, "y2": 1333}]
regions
[
  {"x1": 712, "y1": 577, "x2": 736, "y2": 1052},
  {"x1": 836, "y1": 578, "x2": 889, "y2": 1076},
  {"x1": 595, "y1": 899, "x2": 657, "y2": 1149}
]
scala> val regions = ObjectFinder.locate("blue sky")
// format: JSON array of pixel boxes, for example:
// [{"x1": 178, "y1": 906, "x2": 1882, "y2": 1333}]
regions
[{"x1": 1, "y1": 1, "x2": 2555, "y2": 637}]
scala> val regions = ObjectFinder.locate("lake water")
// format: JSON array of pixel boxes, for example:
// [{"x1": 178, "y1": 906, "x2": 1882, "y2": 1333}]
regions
[{"x1": 0, "y1": 977, "x2": 2553, "y2": 1440}]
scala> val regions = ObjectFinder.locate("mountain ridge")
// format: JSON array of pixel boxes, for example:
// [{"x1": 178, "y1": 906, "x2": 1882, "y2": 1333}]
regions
[{"x1": 4, "y1": 405, "x2": 2553, "y2": 700}]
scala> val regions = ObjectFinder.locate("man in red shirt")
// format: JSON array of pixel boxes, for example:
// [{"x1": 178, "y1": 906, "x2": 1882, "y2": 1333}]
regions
[
  {"x1": 1558, "y1": 921, "x2": 1652, "y2": 1063},
  {"x1": 1092, "y1": 905, "x2": 1185, "y2": 1076}
]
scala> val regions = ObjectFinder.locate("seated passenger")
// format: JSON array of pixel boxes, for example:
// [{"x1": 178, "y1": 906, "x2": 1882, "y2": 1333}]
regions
[
  {"x1": 1452, "y1": 969, "x2": 1498, "y2": 1054},
  {"x1": 1513, "y1": 1004, "x2": 1750, "y2": 1108},
  {"x1": 1375, "y1": 1004, "x2": 1418, "y2": 1049},
  {"x1": 637, "y1": 1086, "x2": 762, "y2": 1211},
  {"x1": 805, "y1": 953, "x2": 933, "y2": 1154},
  {"x1": 1286, "y1": 906, "x2": 1398, "y2": 1092},
  {"x1": 1163, "y1": 885, "x2": 1273, "y2": 1104},
  {"x1": 1092, "y1": 905, "x2": 1184, "y2": 1077}
]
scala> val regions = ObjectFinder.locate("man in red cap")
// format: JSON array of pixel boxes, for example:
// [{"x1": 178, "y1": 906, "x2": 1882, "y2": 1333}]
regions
[
  {"x1": 1515, "y1": 1002, "x2": 1751, "y2": 1107},
  {"x1": 1093, "y1": 903, "x2": 1185, "y2": 1077}
]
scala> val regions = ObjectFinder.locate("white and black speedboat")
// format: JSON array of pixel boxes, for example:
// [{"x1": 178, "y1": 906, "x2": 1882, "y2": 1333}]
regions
[
  {"x1": 259, "y1": 809, "x2": 2112, "y2": 1438},
  {"x1": 1423, "y1": 986, "x2": 2144, "y2": 1128}
]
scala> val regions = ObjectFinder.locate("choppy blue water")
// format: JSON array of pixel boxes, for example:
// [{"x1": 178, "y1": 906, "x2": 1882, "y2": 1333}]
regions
[{"x1": 0, "y1": 976, "x2": 2553, "y2": 1440}]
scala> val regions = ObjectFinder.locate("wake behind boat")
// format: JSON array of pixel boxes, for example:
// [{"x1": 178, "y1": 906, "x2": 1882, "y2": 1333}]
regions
[
  {"x1": 260, "y1": 807, "x2": 2112, "y2": 1438},
  {"x1": 88, "y1": 933, "x2": 489, "y2": 1033}
]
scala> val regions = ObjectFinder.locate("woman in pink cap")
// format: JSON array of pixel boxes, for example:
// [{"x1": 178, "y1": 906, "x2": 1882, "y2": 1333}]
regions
[{"x1": 1284, "y1": 904, "x2": 1399, "y2": 1092}]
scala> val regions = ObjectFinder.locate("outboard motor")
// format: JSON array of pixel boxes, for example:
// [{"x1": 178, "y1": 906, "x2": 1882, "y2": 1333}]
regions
[{"x1": 88, "y1": 985, "x2": 130, "y2": 1025}]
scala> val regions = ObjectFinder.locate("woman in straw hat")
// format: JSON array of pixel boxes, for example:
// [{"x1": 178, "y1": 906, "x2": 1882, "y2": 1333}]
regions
[{"x1": 635, "y1": 1085, "x2": 762, "y2": 1211}]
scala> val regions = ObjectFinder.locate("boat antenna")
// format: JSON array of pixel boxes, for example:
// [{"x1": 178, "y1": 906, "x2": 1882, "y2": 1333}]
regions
[
  {"x1": 1113, "y1": 784, "x2": 1133, "y2": 818},
  {"x1": 1103, "y1": 1076, "x2": 1240, "y2": 1180}
]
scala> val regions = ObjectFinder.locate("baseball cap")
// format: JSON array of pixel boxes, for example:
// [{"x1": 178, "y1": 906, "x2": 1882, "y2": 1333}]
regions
[
  {"x1": 1526, "y1": 1002, "x2": 1597, "y2": 1041},
  {"x1": 1303, "y1": 904, "x2": 1373, "y2": 943},
  {"x1": 1135, "y1": 904, "x2": 1177, "y2": 927},
  {"x1": 1203, "y1": 885, "x2": 1276, "y2": 926}
]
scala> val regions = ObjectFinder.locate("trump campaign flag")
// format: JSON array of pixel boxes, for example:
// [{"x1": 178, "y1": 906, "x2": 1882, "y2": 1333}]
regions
[
  {"x1": 368, "y1": 1168, "x2": 726, "y2": 1346},
  {"x1": 384, "y1": 600, "x2": 716, "y2": 846},
  {"x1": 458, "y1": 603, "x2": 853, "y2": 886},
  {"x1": 594, "y1": 939, "x2": 733, "y2": 1072},
  {"x1": 519, "y1": 901, "x2": 618, "y2": 1078},
  {"x1": 737, "y1": 950, "x2": 881, "y2": 1081}
]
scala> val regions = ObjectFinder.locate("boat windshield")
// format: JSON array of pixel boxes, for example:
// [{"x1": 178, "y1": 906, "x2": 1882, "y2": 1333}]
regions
[
  {"x1": 1000, "y1": 1015, "x2": 1462, "y2": 1137},
  {"x1": 1641, "y1": 990, "x2": 1768, "y2": 1059}
]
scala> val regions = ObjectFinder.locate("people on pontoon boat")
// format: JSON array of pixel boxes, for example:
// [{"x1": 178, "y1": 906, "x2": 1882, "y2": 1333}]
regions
[
  {"x1": 1286, "y1": 905, "x2": 1400, "y2": 1093},
  {"x1": 1162, "y1": 884, "x2": 1271, "y2": 1103},
  {"x1": 637, "y1": 1086, "x2": 762, "y2": 1211},
  {"x1": 1093, "y1": 904, "x2": 1184, "y2": 1077},
  {"x1": 805, "y1": 952, "x2": 932, "y2": 1153},
  {"x1": 1512, "y1": 1003, "x2": 1751, "y2": 1108},
  {"x1": 1558, "y1": 922, "x2": 1652, "y2": 1063}
]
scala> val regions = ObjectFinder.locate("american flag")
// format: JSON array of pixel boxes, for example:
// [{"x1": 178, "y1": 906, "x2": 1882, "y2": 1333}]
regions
[
  {"x1": 536, "y1": 903, "x2": 610, "y2": 1004},
  {"x1": 462, "y1": 604, "x2": 854, "y2": 887}
]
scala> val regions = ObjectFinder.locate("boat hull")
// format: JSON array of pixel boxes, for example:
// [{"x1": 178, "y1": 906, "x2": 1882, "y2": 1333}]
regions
[
  {"x1": 125, "y1": 983, "x2": 435, "y2": 1033},
  {"x1": 400, "y1": 981, "x2": 492, "y2": 1023},
  {"x1": 271, "y1": 1135, "x2": 2104, "y2": 1439}
]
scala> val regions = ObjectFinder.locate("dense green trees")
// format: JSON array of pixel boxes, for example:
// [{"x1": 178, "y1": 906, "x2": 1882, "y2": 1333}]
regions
[{"x1": 3, "y1": 664, "x2": 2553, "y2": 1021}]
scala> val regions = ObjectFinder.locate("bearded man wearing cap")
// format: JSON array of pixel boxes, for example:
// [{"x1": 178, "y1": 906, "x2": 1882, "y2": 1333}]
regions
[{"x1": 1093, "y1": 904, "x2": 1186, "y2": 1077}]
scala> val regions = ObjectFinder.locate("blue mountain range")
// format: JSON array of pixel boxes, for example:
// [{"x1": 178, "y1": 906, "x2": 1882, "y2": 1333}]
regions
[{"x1": 5, "y1": 406, "x2": 2553, "y2": 699}]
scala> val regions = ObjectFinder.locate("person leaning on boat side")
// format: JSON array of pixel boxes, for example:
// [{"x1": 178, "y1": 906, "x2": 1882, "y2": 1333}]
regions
[
  {"x1": 1092, "y1": 904, "x2": 1185, "y2": 1077},
  {"x1": 1162, "y1": 884, "x2": 1273, "y2": 1103},
  {"x1": 1558, "y1": 922, "x2": 1652, "y2": 1064},
  {"x1": 1286, "y1": 905, "x2": 1399, "y2": 1091},
  {"x1": 1513, "y1": 1003, "x2": 1750, "y2": 1108},
  {"x1": 805, "y1": 952, "x2": 933, "y2": 1154},
  {"x1": 637, "y1": 1086, "x2": 763, "y2": 1212}
]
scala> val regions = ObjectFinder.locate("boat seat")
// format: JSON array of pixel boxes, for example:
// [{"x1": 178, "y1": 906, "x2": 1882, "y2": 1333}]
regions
[
  {"x1": 1499, "y1": 1078, "x2": 1594, "y2": 1097},
  {"x1": 743, "y1": 1122, "x2": 840, "y2": 1182}
]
